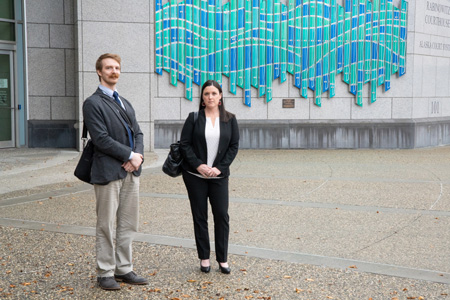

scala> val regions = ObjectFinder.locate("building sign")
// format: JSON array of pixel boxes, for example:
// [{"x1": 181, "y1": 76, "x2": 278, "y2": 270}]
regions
[
  {"x1": 0, "y1": 79, "x2": 7, "y2": 89},
  {"x1": 155, "y1": 0, "x2": 408, "y2": 107}
]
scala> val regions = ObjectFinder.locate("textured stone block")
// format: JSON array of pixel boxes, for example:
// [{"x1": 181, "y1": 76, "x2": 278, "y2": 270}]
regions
[
  {"x1": 81, "y1": 22, "x2": 150, "y2": 73},
  {"x1": 392, "y1": 98, "x2": 413, "y2": 119},
  {"x1": 153, "y1": 97, "x2": 181, "y2": 120},
  {"x1": 65, "y1": 49, "x2": 76, "y2": 96},
  {"x1": 80, "y1": 0, "x2": 149, "y2": 23},
  {"x1": 412, "y1": 98, "x2": 429, "y2": 119},
  {"x1": 352, "y1": 98, "x2": 392, "y2": 120},
  {"x1": 50, "y1": 25, "x2": 74, "y2": 48},
  {"x1": 310, "y1": 97, "x2": 351, "y2": 120},
  {"x1": 27, "y1": 24, "x2": 49, "y2": 48},
  {"x1": 28, "y1": 49, "x2": 66, "y2": 96},
  {"x1": 26, "y1": 0, "x2": 64, "y2": 24},
  {"x1": 64, "y1": 0, "x2": 74, "y2": 25},
  {"x1": 422, "y1": 56, "x2": 437, "y2": 97},
  {"x1": 115, "y1": 73, "x2": 150, "y2": 122},
  {"x1": 412, "y1": 55, "x2": 423, "y2": 97},
  {"x1": 157, "y1": 72, "x2": 186, "y2": 97},
  {"x1": 180, "y1": 97, "x2": 201, "y2": 121},
  {"x1": 436, "y1": 57, "x2": 450, "y2": 97},
  {"x1": 29, "y1": 97, "x2": 51, "y2": 120},
  {"x1": 51, "y1": 97, "x2": 76, "y2": 120},
  {"x1": 268, "y1": 97, "x2": 309, "y2": 120}
]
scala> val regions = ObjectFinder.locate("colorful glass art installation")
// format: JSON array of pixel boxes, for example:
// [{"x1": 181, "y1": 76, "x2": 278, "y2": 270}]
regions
[{"x1": 155, "y1": 0, "x2": 408, "y2": 107}]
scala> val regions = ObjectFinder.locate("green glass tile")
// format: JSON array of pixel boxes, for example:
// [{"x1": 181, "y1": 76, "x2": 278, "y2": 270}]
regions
[
  {"x1": 392, "y1": 6, "x2": 400, "y2": 75},
  {"x1": 223, "y1": 3, "x2": 230, "y2": 77},
  {"x1": 266, "y1": 0, "x2": 273, "y2": 102},
  {"x1": 281, "y1": 4, "x2": 288, "y2": 83},
  {"x1": 259, "y1": 1, "x2": 266, "y2": 97},
  {"x1": 301, "y1": 0, "x2": 309, "y2": 98},
  {"x1": 315, "y1": 0, "x2": 323, "y2": 106},
  {"x1": 170, "y1": 0, "x2": 178, "y2": 86},
  {"x1": 237, "y1": 0, "x2": 245, "y2": 88},
  {"x1": 343, "y1": 0, "x2": 351, "y2": 84},
  {"x1": 378, "y1": 0, "x2": 386, "y2": 86},
  {"x1": 329, "y1": 0, "x2": 337, "y2": 97},
  {"x1": 252, "y1": 0, "x2": 259, "y2": 88},
  {"x1": 371, "y1": 0, "x2": 379, "y2": 103},
  {"x1": 308, "y1": 0, "x2": 316, "y2": 91}
]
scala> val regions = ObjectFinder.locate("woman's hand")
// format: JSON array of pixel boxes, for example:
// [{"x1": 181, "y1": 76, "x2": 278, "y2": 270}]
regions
[
  {"x1": 209, "y1": 167, "x2": 221, "y2": 177},
  {"x1": 196, "y1": 164, "x2": 211, "y2": 177},
  {"x1": 197, "y1": 165, "x2": 221, "y2": 177}
]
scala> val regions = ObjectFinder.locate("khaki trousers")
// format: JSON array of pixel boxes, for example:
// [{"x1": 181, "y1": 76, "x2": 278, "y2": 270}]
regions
[{"x1": 94, "y1": 173, "x2": 139, "y2": 277}]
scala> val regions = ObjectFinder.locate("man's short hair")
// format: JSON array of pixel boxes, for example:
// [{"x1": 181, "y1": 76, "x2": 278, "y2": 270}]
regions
[
  {"x1": 95, "y1": 53, "x2": 121, "y2": 71},
  {"x1": 95, "y1": 53, "x2": 121, "y2": 81}
]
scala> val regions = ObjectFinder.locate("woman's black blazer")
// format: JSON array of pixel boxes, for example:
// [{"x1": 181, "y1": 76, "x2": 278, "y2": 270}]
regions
[{"x1": 180, "y1": 110, "x2": 239, "y2": 177}]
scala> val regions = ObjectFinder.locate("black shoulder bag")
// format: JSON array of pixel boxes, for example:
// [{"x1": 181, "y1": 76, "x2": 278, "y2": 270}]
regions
[
  {"x1": 74, "y1": 123, "x2": 94, "y2": 184},
  {"x1": 162, "y1": 112, "x2": 198, "y2": 177}
]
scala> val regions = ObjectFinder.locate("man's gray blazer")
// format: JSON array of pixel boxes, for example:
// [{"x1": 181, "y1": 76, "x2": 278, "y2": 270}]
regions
[{"x1": 83, "y1": 88, "x2": 144, "y2": 185}]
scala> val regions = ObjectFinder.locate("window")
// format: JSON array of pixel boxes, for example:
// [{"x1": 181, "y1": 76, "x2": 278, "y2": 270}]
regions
[{"x1": 0, "y1": 0, "x2": 15, "y2": 41}]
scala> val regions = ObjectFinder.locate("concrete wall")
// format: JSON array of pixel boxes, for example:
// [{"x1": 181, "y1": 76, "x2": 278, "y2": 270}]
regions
[
  {"x1": 75, "y1": 0, "x2": 153, "y2": 151},
  {"x1": 151, "y1": 0, "x2": 450, "y2": 149},
  {"x1": 37, "y1": 0, "x2": 449, "y2": 149},
  {"x1": 26, "y1": 0, "x2": 76, "y2": 147}
]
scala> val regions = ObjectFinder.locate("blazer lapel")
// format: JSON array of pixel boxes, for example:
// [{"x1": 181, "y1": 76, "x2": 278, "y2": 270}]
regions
[{"x1": 99, "y1": 93, "x2": 131, "y2": 133}]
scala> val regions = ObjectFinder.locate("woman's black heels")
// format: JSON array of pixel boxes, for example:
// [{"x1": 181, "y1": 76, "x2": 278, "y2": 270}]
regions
[
  {"x1": 200, "y1": 262, "x2": 211, "y2": 273},
  {"x1": 219, "y1": 263, "x2": 231, "y2": 274}
]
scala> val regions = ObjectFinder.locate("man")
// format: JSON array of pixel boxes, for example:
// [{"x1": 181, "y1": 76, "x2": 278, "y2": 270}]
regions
[{"x1": 83, "y1": 53, "x2": 148, "y2": 290}]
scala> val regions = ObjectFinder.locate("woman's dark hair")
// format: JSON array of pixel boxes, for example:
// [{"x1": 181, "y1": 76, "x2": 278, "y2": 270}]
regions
[{"x1": 199, "y1": 80, "x2": 234, "y2": 122}]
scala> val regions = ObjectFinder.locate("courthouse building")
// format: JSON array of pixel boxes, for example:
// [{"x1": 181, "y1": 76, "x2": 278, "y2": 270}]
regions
[{"x1": 1, "y1": 0, "x2": 449, "y2": 150}]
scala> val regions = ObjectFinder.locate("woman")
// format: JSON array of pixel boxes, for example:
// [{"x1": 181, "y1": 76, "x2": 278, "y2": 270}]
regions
[{"x1": 180, "y1": 80, "x2": 239, "y2": 274}]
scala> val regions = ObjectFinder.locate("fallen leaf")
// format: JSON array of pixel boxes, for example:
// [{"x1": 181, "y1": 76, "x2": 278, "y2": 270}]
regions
[
  {"x1": 349, "y1": 265, "x2": 357, "y2": 269},
  {"x1": 187, "y1": 279, "x2": 196, "y2": 283},
  {"x1": 305, "y1": 278, "x2": 315, "y2": 282},
  {"x1": 9, "y1": 284, "x2": 16, "y2": 288},
  {"x1": 283, "y1": 275, "x2": 291, "y2": 279},
  {"x1": 295, "y1": 288, "x2": 304, "y2": 293}
]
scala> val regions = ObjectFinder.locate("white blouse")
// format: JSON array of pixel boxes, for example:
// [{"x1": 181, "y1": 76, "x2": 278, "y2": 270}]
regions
[{"x1": 205, "y1": 117, "x2": 220, "y2": 167}]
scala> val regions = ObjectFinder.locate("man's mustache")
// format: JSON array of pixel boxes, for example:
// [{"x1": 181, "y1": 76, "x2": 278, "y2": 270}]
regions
[{"x1": 109, "y1": 73, "x2": 119, "y2": 79}]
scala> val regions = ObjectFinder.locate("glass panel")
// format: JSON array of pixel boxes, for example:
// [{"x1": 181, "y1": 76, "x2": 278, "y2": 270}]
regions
[
  {"x1": 0, "y1": 22, "x2": 15, "y2": 41},
  {"x1": 0, "y1": 0, "x2": 14, "y2": 19},
  {"x1": 0, "y1": 54, "x2": 12, "y2": 142}
]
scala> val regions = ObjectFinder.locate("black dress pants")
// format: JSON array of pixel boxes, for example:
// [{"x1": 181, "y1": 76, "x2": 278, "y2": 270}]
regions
[{"x1": 182, "y1": 171, "x2": 229, "y2": 263}]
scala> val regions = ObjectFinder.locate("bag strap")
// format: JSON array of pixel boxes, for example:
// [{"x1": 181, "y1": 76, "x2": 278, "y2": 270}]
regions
[
  {"x1": 81, "y1": 122, "x2": 89, "y2": 147},
  {"x1": 194, "y1": 111, "x2": 198, "y2": 123}
]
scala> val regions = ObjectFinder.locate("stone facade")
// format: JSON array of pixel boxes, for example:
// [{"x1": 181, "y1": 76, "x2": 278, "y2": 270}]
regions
[
  {"x1": 26, "y1": 0, "x2": 76, "y2": 147},
  {"x1": 24, "y1": 0, "x2": 450, "y2": 149}
]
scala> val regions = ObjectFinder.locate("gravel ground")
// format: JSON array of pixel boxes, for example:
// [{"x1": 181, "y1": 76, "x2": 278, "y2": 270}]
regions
[{"x1": 1, "y1": 227, "x2": 449, "y2": 300}]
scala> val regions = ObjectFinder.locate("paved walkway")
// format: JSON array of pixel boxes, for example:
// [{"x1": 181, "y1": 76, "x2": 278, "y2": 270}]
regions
[{"x1": 1, "y1": 147, "x2": 450, "y2": 299}]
